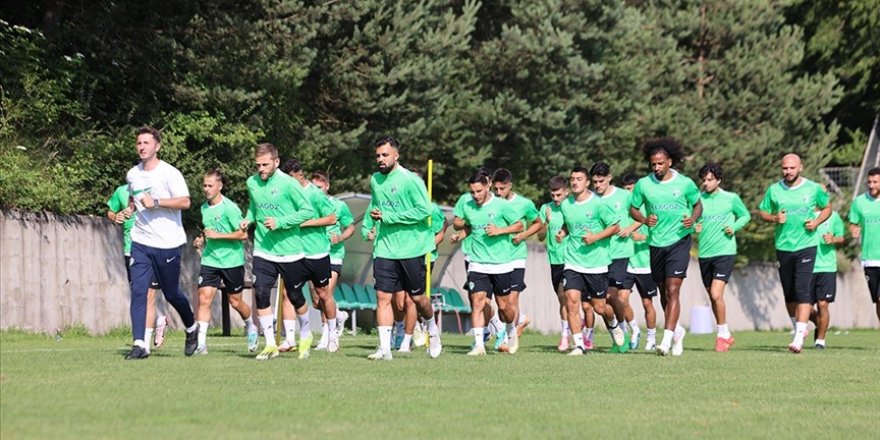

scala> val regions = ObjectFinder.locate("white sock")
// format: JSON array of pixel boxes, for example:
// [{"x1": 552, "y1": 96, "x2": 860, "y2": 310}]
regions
[
  {"x1": 186, "y1": 323, "x2": 198, "y2": 333},
  {"x1": 572, "y1": 332, "x2": 585, "y2": 349},
  {"x1": 628, "y1": 320, "x2": 639, "y2": 334},
  {"x1": 609, "y1": 317, "x2": 619, "y2": 330},
  {"x1": 506, "y1": 323, "x2": 517, "y2": 343},
  {"x1": 717, "y1": 324, "x2": 731, "y2": 339},
  {"x1": 378, "y1": 326, "x2": 392, "y2": 352},
  {"x1": 143, "y1": 330, "x2": 153, "y2": 354},
  {"x1": 327, "y1": 319, "x2": 337, "y2": 334},
  {"x1": 425, "y1": 317, "x2": 439, "y2": 336},
  {"x1": 561, "y1": 320, "x2": 570, "y2": 337},
  {"x1": 583, "y1": 327, "x2": 594, "y2": 341},
  {"x1": 244, "y1": 317, "x2": 257, "y2": 333},
  {"x1": 815, "y1": 338, "x2": 826, "y2": 346},
  {"x1": 284, "y1": 319, "x2": 297, "y2": 344},
  {"x1": 489, "y1": 314, "x2": 504, "y2": 332},
  {"x1": 259, "y1": 315, "x2": 276, "y2": 347},
  {"x1": 197, "y1": 320, "x2": 209, "y2": 348},
  {"x1": 297, "y1": 313, "x2": 311, "y2": 339},
  {"x1": 473, "y1": 327, "x2": 485, "y2": 348},
  {"x1": 661, "y1": 329, "x2": 675, "y2": 347},
  {"x1": 134, "y1": 339, "x2": 147, "y2": 349},
  {"x1": 647, "y1": 328, "x2": 657, "y2": 343},
  {"x1": 517, "y1": 312, "x2": 527, "y2": 325},
  {"x1": 793, "y1": 322, "x2": 807, "y2": 346},
  {"x1": 401, "y1": 333, "x2": 412, "y2": 349},
  {"x1": 320, "y1": 323, "x2": 330, "y2": 342}
]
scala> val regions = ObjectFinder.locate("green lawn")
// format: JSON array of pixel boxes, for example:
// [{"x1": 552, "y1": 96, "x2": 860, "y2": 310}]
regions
[{"x1": 1, "y1": 329, "x2": 878, "y2": 439}]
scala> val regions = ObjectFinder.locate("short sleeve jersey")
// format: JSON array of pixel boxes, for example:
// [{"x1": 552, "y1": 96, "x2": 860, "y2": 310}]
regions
[
  {"x1": 848, "y1": 192, "x2": 880, "y2": 263},
  {"x1": 200, "y1": 196, "x2": 246, "y2": 269},
  {"x1": 758, "y1": 178, "x2": 829, "y2": 252},
  {"x1": 630, "y1": 170, "x2": 700, "y2": 248},
  {"x1": 126, "y1": 160, "x2": 190, "y2": 249}
]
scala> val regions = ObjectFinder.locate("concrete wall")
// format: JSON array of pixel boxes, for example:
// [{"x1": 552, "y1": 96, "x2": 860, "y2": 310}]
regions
[{"x1": 2, "y1": 210, "x2": 877, "y2": 335}]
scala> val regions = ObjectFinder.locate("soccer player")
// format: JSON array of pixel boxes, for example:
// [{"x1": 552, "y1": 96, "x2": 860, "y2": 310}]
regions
[
  {"x1": 275, "y1": 158, "x2": 338, "y2": 357},
  {"x1": 558, "y1": 166, "x2": 622, "y2": 355},
  {"x1": 192, "y1": 169, "x2": 257, "y2": 354},
  {"x1": 810, "y1": 187, "x2": 844, "y2": 349},
  {"x1": 591, "y1": 161, "x2": 642, "y2": 353},
  {"x1": 366, "y1": 136, "x2": 442, "y2": 360},
  {"x1": 538, "y1": 176, "x2": 572, "y2": 351},
  {"x1": 758, "y1": 153, "x2": 831, "y2": 353},
  {"x1": 107, "y1": 182, "x2": 167, "y2": 352},
  {"x1": 451, "y1": 171, "x2": 524, "y2": 356},
  {"x1": 620, "y1": 173, "x2": 659, "y2": 350},
  {"x1": 311, "y1": 171, "x2": 353, "y2": 349},
  {"x1": 124, "y1": 126, "x2": 198, "y2": 360},
  {"x1": 629, "y1": 137, "x2": 702, "y2": 356},
  {"x1": 847, "y1": 166, "x2": 880, "y2": 322},
  {"x1": 695, "y1": 163, "x2": 750, "y2": 352},
  {"x1": 239, "y1": 143, "x2": 315, "y2": 360},
  {"x1": 492, "y1": 168, "x2": 541, "y2": 340}
]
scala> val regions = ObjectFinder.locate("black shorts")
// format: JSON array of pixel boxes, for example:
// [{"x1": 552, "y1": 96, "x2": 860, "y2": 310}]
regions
[
  {"x1": 124, "y1": 256, "x2": 159, "y2": 288},
  {"x1": 467, "y1": 271, "x2": 516, "y2": 298},
  {"x1": 620, "y1": 272, "x2": 659, "y2": 299},
  {"x1": 303, "y1": 256, "x2": 331, "y2": 288},
  {"x1": 550, "y1": 264, "x2": 564, "y2": 292},
  {"x1": 699, "y1": 255, "x2": 735, "y2": 288},
  {"x1": 650, "y1": 235, "x2": 692, "y2": 283},
  {"x1": 252, "y1": 257, "x2": 309, "y2": 296},
  {"x1": 374, "y1": 257, "x2": 426, "y2": 296},
  {"x1": 608, "y1": 258, "x2": 629, "y2": 288},
  {"x1": 198, "y1": 265, "x2": 245, "y2": 294},
  {"x1": 330, "y1": 264, "x2": 342, "y2": 275},
  {"x1": 776, "y1": 247, "x2": 817, "y2": 304},
  {"x1": 510, "y1": 268, "x2": 527, "y2": 293},
  {"x1": 811, "y1": 272, "x2": 837, "y2": 303},
  {"x1": 562, "y1": 270, "x2": 608, "y2": 302},
  {"x1": 864, "y1": 267, "x2": 880, "y2": 303}
]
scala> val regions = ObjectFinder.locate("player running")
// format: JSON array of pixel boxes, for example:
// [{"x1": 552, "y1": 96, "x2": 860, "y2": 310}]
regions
[
  {"x1": 847, "y1": 167, "x2": 880, "y2": 322},
  {"x1": 810, "y1": 187, "x2": 843, "y2": 350},
  {"x1": 695, "y1": 162, "x2": 751, "y2": 352},
  {"x1": 192, "y1": 169, "x2": 258, "y2": 354},
  {"x1": 758, "y1": 153, "x2": 831, "y2": 353},
  {"x1": 629, "y1": 137, "x2": 702, "y2": 356},
  {"x1": 538, "y1": 176, "x2": 574, "y2": 351}
]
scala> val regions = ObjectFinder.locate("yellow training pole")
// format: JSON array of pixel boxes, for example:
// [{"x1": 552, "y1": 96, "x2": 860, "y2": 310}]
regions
[
  {"x1": 275, "y1": 275, "x2": 285, "y2": 346},
  {"x1": 425, "y1": 159, "x2": 434, "y2": 308}
]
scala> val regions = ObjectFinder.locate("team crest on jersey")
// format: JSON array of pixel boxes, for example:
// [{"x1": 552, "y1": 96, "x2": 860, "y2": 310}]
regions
[
  {"x1": 803, "y1": 195, "x2": 810, "y2": 203},
  {"x1": 487, "y1": 211, "x2": 497, "y2": 219},
  {"x1": 214, "y1": 214, "x2": 222, "y2": 224},
  {"x1": 614, "y1": 202, "x2": 621, "y2": 210},
  {"x1": 391, "y1": 186, "x2": 399, "y2": 194},
  {"x1": 672, "y1": 190, "x2": 681, "y2": 198},
  {"x1": 271, "y1": 188, "x2": 279, "y2": 196}
]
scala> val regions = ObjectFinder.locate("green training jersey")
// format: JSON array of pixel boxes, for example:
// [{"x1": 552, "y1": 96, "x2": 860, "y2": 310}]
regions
[
  {"x1": 697, "y1": 189, "x2": 751, "y2": 258},
  {"x1": 848, "y1": 192, "x2": 880, "y2": 262},
  {"x1": 200, "y1": 196, "x2": 246, "y2": 269},
  {"x1": 328, "y1": 197, "x2": 354, "y2": 263},
  {"x1": 560, "y1": 192, "x2": 618, "y2": 270},
  {"x1": 506, "y1": 193, "x2": 539, "y2": 261},
  {"x1": 369, "y1": 165, "x2": 434, "y2": 260},
  {"x1": 297, "y1": 182, "x2": 335, "y2": 258},
  {"x1": 453, "y1": 193, "x2": 473, "y2": 258},
  {"x1": 107, "y1": 184, "x2": 135, "y2": 255},
  {"x1": 430, "y1": 203, "x2": 445, "y2": 262},
  {"x1": 758, "y1": 178, "x2": 829, "y2": 252},
  {"x1": 244, "y1": 170, "x2": 314, "y2": 259},
  {"x1": 630, "y1": 170, "x2": 700, "y2": 248},
  {"x1": 600, "y1": 186, "x2": 634, "y2": 259},
  {"x1": 539, "y1": 201, "x2": 565, "y2": 265},
  {"x1": 458, "y1": 195, "x2": 519, "y2": 264},
  {"x1": 629, "y1": 222, "x2": 651, "y2": 270},
  {"x1": 814, "y1": 211, "x2": 844, "y2": 273}
]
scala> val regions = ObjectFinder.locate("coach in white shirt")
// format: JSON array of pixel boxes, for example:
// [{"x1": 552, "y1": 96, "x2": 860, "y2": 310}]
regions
[{"x1": 125, "y1": 126, "x2": 198, "y2": 360}]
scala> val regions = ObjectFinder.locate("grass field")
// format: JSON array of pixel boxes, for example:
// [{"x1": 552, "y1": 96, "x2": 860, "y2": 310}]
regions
[{"x1": 1, "y1": 328, "x2": 878, "y2": 439}]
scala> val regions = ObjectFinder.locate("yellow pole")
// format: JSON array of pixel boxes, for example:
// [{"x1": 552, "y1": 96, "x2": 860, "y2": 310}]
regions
[
  {"x1": 275, "y1": 275, "x2": 284, "y2": 346},
  {"x1": 425, "y1": 159, "x2": 433, "y2": 310}
]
